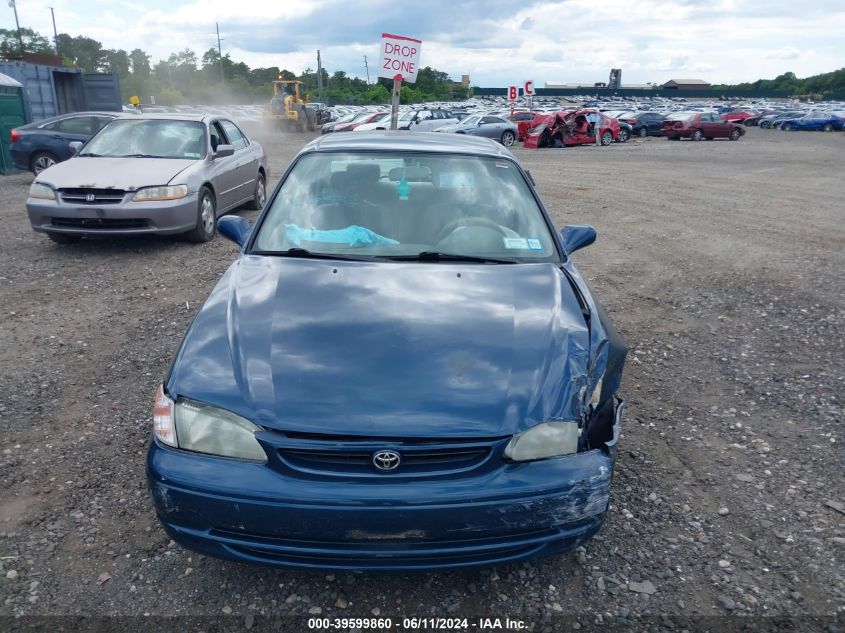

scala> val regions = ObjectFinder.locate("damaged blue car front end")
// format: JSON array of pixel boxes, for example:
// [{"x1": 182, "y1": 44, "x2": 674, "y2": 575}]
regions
[{"x1": 146, "y1": 132, "x2": 627, "y2": 571}]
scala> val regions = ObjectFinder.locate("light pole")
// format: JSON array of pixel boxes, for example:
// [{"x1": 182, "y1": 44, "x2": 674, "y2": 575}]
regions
[
  {"x1": 49, "y1": 7, "x2": 59, "y2": 57},
  {"x1": 216, "y1": 22, "x2": 225, "y2": 83},
  {"x1": 8, "y1": 0, "x2": 25, "y2": 57}
]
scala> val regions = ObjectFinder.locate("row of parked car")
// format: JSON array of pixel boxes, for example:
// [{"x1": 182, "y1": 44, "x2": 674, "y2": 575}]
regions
[{"x1": 318, "y1": 104, "x2": 756, "y2": 148}]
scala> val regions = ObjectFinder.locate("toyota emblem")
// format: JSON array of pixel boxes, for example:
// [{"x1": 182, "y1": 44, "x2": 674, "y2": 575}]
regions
[{"x1": 372, "y1": 450, "x2": 401, "y2": 472}]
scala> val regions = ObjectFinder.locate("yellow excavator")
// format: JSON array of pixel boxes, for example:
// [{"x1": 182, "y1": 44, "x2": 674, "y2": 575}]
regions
[{"x1": 266, "y1": 79, "x2": 316, "y2": 132}]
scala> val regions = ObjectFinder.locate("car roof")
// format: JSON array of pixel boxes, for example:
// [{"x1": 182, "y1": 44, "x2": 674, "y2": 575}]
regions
[
  {"x1": 114, "y1": 112, "x2": 216, "y2": 122},
  {"x1": 300, "y1": 131, "x2": 517, "y2": 160},
  {"x1": 23, "y1": 111, "x2": 123, "y2": 129}
]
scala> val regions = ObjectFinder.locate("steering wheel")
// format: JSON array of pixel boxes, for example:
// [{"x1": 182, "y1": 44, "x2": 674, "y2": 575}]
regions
[{"x1": 433, "y1": 216, "x2": 509, "y2": 244}]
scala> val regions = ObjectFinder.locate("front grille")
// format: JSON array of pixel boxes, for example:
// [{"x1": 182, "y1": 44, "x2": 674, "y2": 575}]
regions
[
  {"x1": 59, "y1": 188, "x2": 127, "y2": 204},
  {"x1": 51, "y1": 217, "x2": 149, "y2": 230},
  {"x1": 280, "y1": 446, "x2": 489, "y2": 473},
  {"x1": 271, "y1": 433, "x2": 506, "y2": 478}
]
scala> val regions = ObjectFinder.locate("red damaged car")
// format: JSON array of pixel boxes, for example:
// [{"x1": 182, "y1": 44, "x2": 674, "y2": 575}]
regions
[
  {"x1": 508, "y1": 110, "x2": 540, "y2": 141},
  {"x1": 661, "y1": 112, "x2": 745, "y2": 141},
  {"x1": 524, "y1": 109, "x2": 619, "y2": 148}
]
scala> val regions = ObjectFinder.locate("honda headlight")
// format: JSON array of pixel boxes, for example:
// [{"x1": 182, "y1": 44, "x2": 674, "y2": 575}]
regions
[
  {"x1": 152, "y1": 386, "x2": 266, "y2": 462},
  {"x1": 132, "y1": 184, "x2": 188, "y2": 202},
  {"x1": 29, "y1": 182, "x2": 56, "y2": 200},
  {"x1": 504, "y1": 421, "x2": 580, "y2": 461}
]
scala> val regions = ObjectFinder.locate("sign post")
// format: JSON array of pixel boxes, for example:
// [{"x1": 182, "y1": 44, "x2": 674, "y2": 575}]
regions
[
  {"x1": 524, "y1": 80, "x2": 534, "y2": 109},
  {"x1": 379, "y1": 33, "x2": 422, "y2": 130}
]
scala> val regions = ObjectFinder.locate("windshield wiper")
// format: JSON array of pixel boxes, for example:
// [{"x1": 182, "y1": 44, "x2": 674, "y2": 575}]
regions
[
  {"x1": 77, "y1": 152, "x2": 101, "y2": 157},
  {"x1": 254, "y1": 247, "x2": 374, "y2": 261},
  {"x1": 385, "y1": 251, "x2": 516, "y2": 264},
  {"x1": 116, "y1": 154, "x2": 171, "y2": 158}
]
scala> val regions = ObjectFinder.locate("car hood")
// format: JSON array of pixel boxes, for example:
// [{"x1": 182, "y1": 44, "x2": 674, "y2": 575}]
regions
[
  {"x1": 436, "y1": 124, "x2": 471, "y2": 133},
  {"x1": 36, "y1": 156, "x2": 197, "y2": 190},
  {"x1": 168, "y1": 256, "x2": 595, "y2": 438}
]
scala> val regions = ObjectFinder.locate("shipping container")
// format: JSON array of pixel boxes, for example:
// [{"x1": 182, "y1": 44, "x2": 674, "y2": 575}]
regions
[{"x1": 0, "y1": 62, "x2": 121, "y2": 123}]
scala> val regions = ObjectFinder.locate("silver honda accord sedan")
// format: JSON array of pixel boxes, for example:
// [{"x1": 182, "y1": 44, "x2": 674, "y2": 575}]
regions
[{"x1": 25, "y1": 113, "x2": 267, "y2": 243}]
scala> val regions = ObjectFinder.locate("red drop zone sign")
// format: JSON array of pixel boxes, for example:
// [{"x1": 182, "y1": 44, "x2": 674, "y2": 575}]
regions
[{"x1": 379, "y1": 33, "x2": 422, "y2": 83}]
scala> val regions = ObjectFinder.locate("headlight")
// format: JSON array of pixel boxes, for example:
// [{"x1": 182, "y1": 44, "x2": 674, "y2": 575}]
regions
[
  {"x1": 132, "y1": 184, "x2": 188, "y2": 202},
  {"x1": 504, "y1": 420, "x2": 580, "y2": 461},
  {"x1": 29, "y1": 182, "x2": 55, "y2": 200},
  {"x1": 590, "y1": 375, "x2": 604, "y2": 409},
  {"x1": 152, "y1": 386, "x2": 266, "y2": 462}
]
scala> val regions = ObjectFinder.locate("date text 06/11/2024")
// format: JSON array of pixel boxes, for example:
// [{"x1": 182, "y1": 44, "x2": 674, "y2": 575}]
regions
[{"x1": 307, "y1": 617, "x2": 528, "y2": 630}]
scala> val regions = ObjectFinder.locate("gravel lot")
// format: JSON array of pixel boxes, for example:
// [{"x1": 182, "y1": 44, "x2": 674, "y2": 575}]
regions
[{"x1": 0, "y1": 125, "x2": 842, "y2": 632}]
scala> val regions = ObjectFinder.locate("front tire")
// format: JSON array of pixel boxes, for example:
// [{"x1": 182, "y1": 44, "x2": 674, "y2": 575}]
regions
[
  {"x1": 822, "y1": 123, "x2": 833, "y2": 132},
  {"x1": 782, "y1": 123, "x2": 793, "y2": 131},
  {"x1": 246, "y1": 172, "x2": 266, "y2": 210},
  {"x1": 618, "y1": 128, "x2": 630, "y2": 143},
  {"x1": 638, "y1": 126, "x2": 648, "y2": 137},
  {"x1": 31, "y1": 151, "x2": 57, "y2": 174},
  {"x1": 185, "y1": 187, "x2": 216, "y2": 243},
  {"x1": 729, "y1": 128, "x2": 741, "y2": 141},
  {"x1": 600, "y1": 130, "x2": 613, "y2": 146},
  {"x1": 500, "y1": 130, "x2": 515, "y2": 147},
  {"x1": 691, "y1": 129, "x2": 703, "y2": 141}
]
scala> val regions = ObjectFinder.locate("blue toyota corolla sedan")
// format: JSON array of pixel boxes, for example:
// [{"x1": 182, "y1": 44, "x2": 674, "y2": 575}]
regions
[{"x1": 147, "y1": 132, "x2": 627, "y2": 571}]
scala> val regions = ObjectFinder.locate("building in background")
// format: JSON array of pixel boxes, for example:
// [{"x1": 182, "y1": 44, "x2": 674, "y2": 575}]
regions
[{"x1": 663, "y1": 79, "x2": 712, "y2": 90}]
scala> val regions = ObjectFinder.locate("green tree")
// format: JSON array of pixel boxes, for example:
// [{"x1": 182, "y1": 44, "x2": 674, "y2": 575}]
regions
[
  {"x1": 103, "y1": 49, "x2": 130, "y2": 79},
  {"x1": 0, "y1": 27, "x2": 53, "y2": 57},
  {"x1": 130, "y1": 49, "x2": 151, "y2": 78}
]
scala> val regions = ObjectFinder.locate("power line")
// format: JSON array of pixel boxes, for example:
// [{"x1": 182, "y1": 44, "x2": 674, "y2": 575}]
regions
[{"x1": 363, "y1": 55, "x2": 370, "y2": 85}]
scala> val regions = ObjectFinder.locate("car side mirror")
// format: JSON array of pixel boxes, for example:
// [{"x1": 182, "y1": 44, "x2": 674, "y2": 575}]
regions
[
  {"x1": 560, "y1": 224, "x2": 596, "y2": 254},
  {"x1": 214, "y1": 144, "x2": 235, "y2": 158},
  {"x1": 69, "y1": 141, "x2": 83, "y2": 155},
  {"x1": 218, "y1": 216, "x2": 251, "y2": 247}
]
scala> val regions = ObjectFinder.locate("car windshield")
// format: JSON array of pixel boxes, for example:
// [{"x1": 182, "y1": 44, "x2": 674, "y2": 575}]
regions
[
  {"x1": 252, "y1": 152, "x2": 558, "y2": 262},
  {"x1": 80, "y1": 119, "x2": 206, "y2": 159},
  {"x1": 461, "y1": 114, "x2": 482, "y2": 125},
  {"x1": 666, "y1": 113, "x2": 694, "y2": 121}
]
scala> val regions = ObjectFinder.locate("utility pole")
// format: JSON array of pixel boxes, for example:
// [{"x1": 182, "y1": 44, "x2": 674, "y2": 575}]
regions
[
  {"x1": 48, "y1": 7, "x2": 59, "y2": 57},
  {"x1": 8, "y1": 0, "x2": 25, "y2": 57},
  {"x1": 216, "y1": 22, "x2": 224, "y2": 83},
  {"x1": 316, "y1": 49, "x2": 323, "y2": 102},
  {"x1": 363, "y1": 55, "x2": 370, "y2": 85}
]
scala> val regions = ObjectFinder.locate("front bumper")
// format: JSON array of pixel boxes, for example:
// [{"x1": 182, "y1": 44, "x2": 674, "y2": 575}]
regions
[
  {"x1": 147, "y1": 402, "x2": 623, "y2": 571},
  {"x1": 26, "y1": 192, "x2": 199, "y2": 237}
]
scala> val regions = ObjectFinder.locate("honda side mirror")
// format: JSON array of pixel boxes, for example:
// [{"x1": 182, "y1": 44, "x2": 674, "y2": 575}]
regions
[{"x1": 214, "y1": 144, "x2": 235, "y2": 158}]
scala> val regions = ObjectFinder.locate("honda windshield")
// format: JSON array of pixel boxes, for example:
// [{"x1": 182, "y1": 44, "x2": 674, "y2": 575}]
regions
[{"x1": 80, "y1": 119, "x2": 206, "y2": 159}]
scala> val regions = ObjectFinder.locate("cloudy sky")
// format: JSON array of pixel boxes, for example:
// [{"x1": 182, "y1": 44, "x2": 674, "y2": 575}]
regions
[{"x1": 8, "y1": 0, "x2": 844, "y2": 86}]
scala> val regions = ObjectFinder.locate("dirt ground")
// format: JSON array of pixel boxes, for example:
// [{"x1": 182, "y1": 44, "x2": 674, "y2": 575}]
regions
[{"x1": 0, "y1": 125, "x2": 842, "y2": 632}]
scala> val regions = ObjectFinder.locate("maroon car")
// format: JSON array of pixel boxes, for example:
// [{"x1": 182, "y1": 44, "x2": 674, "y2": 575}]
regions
[{"x1": 661, "y1": 112, "x2": 745, "y2": 141}]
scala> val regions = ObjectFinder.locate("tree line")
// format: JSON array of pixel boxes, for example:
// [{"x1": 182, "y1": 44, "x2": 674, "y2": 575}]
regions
[
  {"x1": 714, "y1": 69, "x2": 845, "y2": 99},
  {"x1": 0, "y1": 28, "x2": 471, "y2": 106}
]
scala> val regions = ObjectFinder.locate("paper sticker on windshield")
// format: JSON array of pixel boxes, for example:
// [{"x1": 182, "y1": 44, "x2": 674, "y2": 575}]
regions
[
  {"x1": 494, "y1": 161, "x2": 510, "y2": 169},
  {"x1": 185, "y1": 153, "x2": 201, "y2": 158},
  {"x1": 504, "y1": 237, "x2": 529, "y2": 249},
  {"x1": 526, "y1": 238, "x2": 543, "y2": 250}
]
